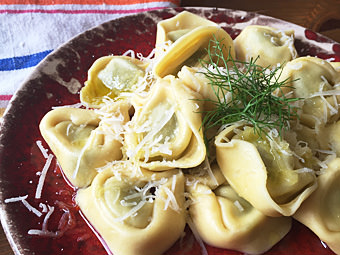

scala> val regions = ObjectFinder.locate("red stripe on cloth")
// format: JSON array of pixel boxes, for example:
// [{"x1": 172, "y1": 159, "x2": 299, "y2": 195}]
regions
[
  {"x1": 0, "y1": 95, "x2": 12, "y2": 100},
  {"x1": 0, "y1": 6, "x2": 165, "y2": 14},
  {"x1": 0, "y1": 0, "x2": 180, "y2": 5}
]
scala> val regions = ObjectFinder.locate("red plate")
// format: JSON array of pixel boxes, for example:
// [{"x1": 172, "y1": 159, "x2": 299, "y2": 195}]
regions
[{"x1": 0, "y1": 7, "x2": 339, "y2": 255}]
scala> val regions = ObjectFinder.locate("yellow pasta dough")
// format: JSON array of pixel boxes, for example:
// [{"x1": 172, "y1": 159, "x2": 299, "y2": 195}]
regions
[
  {"x1": 155, "y1": 11, "x2": 217, "y2": 48},
  {"x1": 324, "y1": 120, "x2": 340, "y2": 157},
  {"x1": 215, "y1": 125, "x2": 317, "y2": 217},
  {"x1": 330, "y1": 61, "x2": 340, "y2": 72},
  {"x1": 80, "y1": 56, "x2": 148, "y2": 108},
  {"x1": 39, "y1": 101, "x2": 130, "y2": 187},
  {"x1": 178, "y1": 65, "x2": 223, "y2": 111},
  {"x1": 278, "y1": 57, "x2": 340, "y2": 128},
  {"x1": 153, "y1": 12, "x2": 235, "y2": 77},
  {"x1": 124, "y1": 75, "x2": 206, "y2": 171},
  {"x1": 76, "y1": 164, "x2": 186, "y2": 255},
  {"x1": 234, "y1": 25, "x2": 297, "y2": 67},
  {"x1": 294, "y1": 158, "x2": 340, "y2": 254},
  {"x1": 187, "y1": 182, "x2": 291, "y2": 254},
  {"x1": 38, "y1": 11, "x2": 340, "y2": 255},
  {"x1": 185, "y1": 161, "x2": 227, "y2": 190}
]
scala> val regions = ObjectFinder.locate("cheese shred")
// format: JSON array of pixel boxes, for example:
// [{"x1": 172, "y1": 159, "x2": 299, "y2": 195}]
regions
[
  {"x1": 5, "y1": 195, "x2": 42, "y2": 217},
  {"x1": 35, "y1": 154, "x2": 54, "y2": 199}
]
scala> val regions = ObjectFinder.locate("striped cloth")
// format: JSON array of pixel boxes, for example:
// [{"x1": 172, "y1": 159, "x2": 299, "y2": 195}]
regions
[{"x1": 0, "y1": 0, "x2": 180, "y2": 115}]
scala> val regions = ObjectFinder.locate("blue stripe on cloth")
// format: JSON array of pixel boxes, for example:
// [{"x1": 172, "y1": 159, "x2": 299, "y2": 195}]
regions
[{"x1": 0, "y1": 50, "x2": 53, "y2": 71}]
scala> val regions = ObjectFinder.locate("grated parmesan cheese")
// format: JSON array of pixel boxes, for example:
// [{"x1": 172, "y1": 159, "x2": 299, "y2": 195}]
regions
[
  {"x1": 315, "y1": 149, "x2": 337, "y2": 175},
  {"x1": 5, "y1": 195, "x2": 42, "y2": 217},
  {"x1": 39, "y1": 203, "x2": 48, "y2": 213},
  {"x1": 295, "y1": 167, "x2": 314, "y2": 174},
  {"x1": 36, "y1": 140, "x2": 49, "y2": 159},
  {"x1": 233, "y1": 200, "x2": 244, "y2": 212},
  {"x1": 137, "y1": 49, "x2": 155, "y2": 62},
  {"x1": 4, "y1": 195, "x2": 28, "y2": 203},
  {"x1": 115, "y1": 178, "x2": 170, "y2": 223},
  {"x1": 28, "y1": 205, "x2": 58, "y2": 237},
  {"x1": 42, "y1": 205, "x2": 55, "y2": 231},
  {"x1": 35, "y1": 154, "x2": 54, "y2": 199},
  {"x1": 66, "y1": 123, "x2": 73, "y2": 137},
  {"x1": 309, "y1": 89, "x2": 340, "y2": 97},
  {"x1": 162, "y1": 186, "x2": 180, "y2": 211},
  {"x1": 127, "y1": 106, "x2": 175, "y2": 160},
  {"x1": 321, "y1": 240, "x2": 328, "y2": 249},
  {"x1": 203, "y1": 157, "x2": 218, "y2": 187},
  {"x1": 171, "y1": 174, "x2": 177, "y2": 192},
  {"x1": 185, "y1": 177, "x2": 199, "y2": 190},
  {"x1": 122, "y1": 50, "x2": 135, "y2": 59},
  {"x1": 114, "y1": 200, "x2": 147, "y2": 223}
]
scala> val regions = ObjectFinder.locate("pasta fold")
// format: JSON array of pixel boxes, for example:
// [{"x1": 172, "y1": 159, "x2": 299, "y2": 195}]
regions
[
  {"x1": 294, "y1": 158, "x2": 340, "y2": 254},
  {"x1": 155, "y1": 11, "x2": 217, "y2": 49},
  {"x1": 330, "y1": 61, "x2": 340, "y2": 72},
  {"x1": 215, "y1": 125, "x2": 317, "y2": 217},
  {"x1": 187, "y1": 182, "x2": 291, "y2": 254},
  {"x1": 178, "y1": 65, "x2": 222, "y2": 111},
  {"x1": 76, "y1": 164, "x2": 186, "y2": 255},
  {"x1": 80, "y1": 56, "x2": 148, "y2": 108},
  {"x1": 124, "y1": 75, "x2": 206, "y2": 171},
  {"x1": 184, "y1": 161, "x2": 227, "y2": 190},
  {"x1": 278, "y1": 57, "x2": 340, "y2": 128},
  {"x1": 153, "y1": 12, "x2": 235, "y2": 77},
  {"x1": 39, "y1": 102, "x2": 130, "y2": 187},
  {"x1": 234, "y1": 25, "x2": 297, "y2": 67}
]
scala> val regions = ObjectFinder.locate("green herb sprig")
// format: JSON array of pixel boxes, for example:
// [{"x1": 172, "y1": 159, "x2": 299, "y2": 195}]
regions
[{"x1": 200, "y1": 38, "x2": 301, "y2": 141}]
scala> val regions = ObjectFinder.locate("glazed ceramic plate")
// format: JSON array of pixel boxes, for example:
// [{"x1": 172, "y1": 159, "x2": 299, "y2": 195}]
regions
[{"x1": 0, "y1": 7, "x2": 339, "y2": 255}]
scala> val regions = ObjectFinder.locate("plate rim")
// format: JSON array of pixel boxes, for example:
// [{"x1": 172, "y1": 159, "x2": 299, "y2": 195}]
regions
[{"x1": 0, "y1": 6, "x2": 339, "y2": 255}]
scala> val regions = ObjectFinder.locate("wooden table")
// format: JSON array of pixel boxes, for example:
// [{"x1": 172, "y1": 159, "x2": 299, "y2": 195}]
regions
[
  {"x1": 182, "y1": 0, "x2": 340, "y2": 42},
  {"x1": 1, "y1": 1, "x2": 339, "y2": 255}
]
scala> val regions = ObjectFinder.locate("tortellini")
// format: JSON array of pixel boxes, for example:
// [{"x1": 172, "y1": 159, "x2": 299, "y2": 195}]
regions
[
  {"x1": 234, "y1": 25, "x2": 297, "y2": 67},
  {"x1": 278, "y1": 56, "x2": 340, "y2": 128},
  {"x1": 155, "y1": 11, "x2": 217, "y2": 47},
  {"x1": 80, "y1": 56, "x2": 148, "y2": 108},
  {"x1": 124, "y1": 75, "x2": 206, "y2": 170},
  {"x1": 325, "y1": 120, "x2": 340, "y2": 156},
  {"x1": 185, "y1": 161, "x2": 227, "y2": 190},
  {"x1": 330, "y1": 61, "x2": 340, "y2": 72},
  {"x1": 215, "y1": 125, "x2": 317, "y2": 217},
  {"x1": 38, "y1": 10, "x2": 340, "y2": 255},
  {"x1": 76, "y1": 164, "x2": 186, "y2": 255},
  {"x1": 294, "y1": 158, "x2": 340, "y2": 254},
  {"x1": 188, "y1": 182, "x2": 292, "y2": 254},
  {"x1": 153, "y1": 11, "x2": 235, "y2": 77},
  {"x1": 177, "y1": 65, "x2": 223, "y2": 111},
  {"x1": 39, "y1": 103, "x2": 130, "y2": 187}
]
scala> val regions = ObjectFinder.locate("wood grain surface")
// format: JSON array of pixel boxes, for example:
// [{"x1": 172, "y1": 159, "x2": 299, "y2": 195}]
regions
[
  {"x1": 182, "y1": 0, "x2": 340, "y2": 42},
  {"x1": 1, "y1": 1, "x2": 339, "y2": 255},
  {"x1": 0, "y1": 231, "x2": 12, "y2": 255}
]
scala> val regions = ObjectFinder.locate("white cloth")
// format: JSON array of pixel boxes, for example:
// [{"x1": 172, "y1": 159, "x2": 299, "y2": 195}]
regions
[{"x1": 0, "y1": 1, "x2": 179, "y2": 109}]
